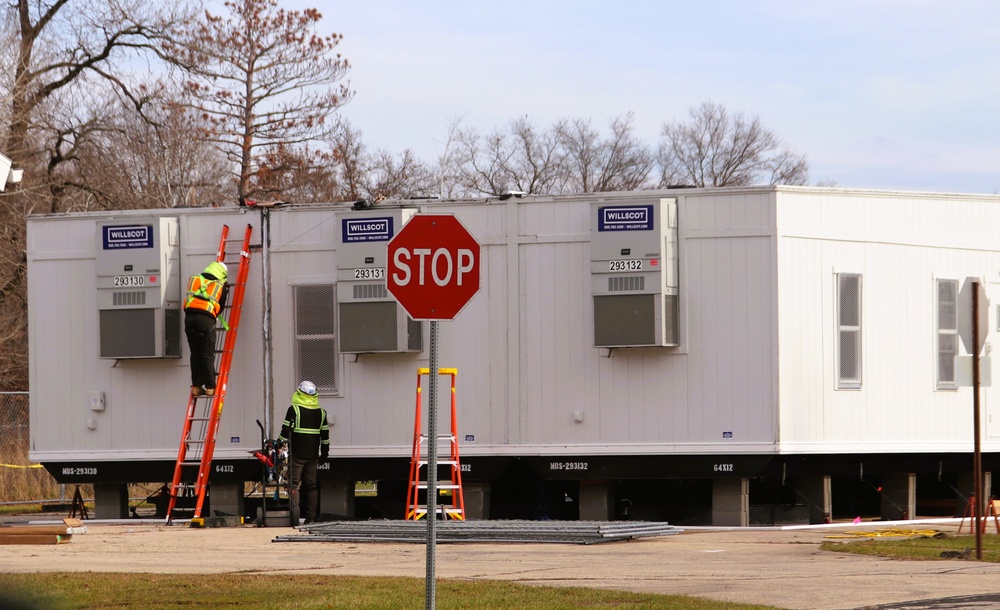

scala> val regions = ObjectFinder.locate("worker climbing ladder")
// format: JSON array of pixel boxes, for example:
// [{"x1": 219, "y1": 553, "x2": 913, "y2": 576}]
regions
[
  {"x1": 406, "y1": 367, "x2": 466, "y2": 521},
  {"x1": 165, "y1": 224, "x2": 254, "y2": 524}
]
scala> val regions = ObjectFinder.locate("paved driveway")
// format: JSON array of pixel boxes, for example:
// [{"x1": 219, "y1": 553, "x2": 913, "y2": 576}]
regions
[{"x1": 1, "y1": 518, "x2": 998, "y2": 610}]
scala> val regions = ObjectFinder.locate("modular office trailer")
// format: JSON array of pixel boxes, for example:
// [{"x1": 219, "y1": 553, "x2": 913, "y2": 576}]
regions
[{"x1": 27, "y1": 187, "x2": 1000, "y2": 524}]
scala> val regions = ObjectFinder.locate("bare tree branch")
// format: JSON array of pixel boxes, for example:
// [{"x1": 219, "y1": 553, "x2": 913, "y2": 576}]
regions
[{"x1": 657, "y1": 101, "x2": 809, "y2": 187}]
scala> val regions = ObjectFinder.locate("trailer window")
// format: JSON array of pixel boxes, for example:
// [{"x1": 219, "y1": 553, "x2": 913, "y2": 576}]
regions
[
  {"x1": 837, "y1": 273, "x2": 862, "y2": 389},
  {"x1": 293, "y1": 284, "x2": 337, "y2": 393},
  {"x1": 936, "y1": 278, "x2": 959, "y2": 389}
]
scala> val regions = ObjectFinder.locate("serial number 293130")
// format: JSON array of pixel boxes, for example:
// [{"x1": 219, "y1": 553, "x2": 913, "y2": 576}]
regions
[
  {"x1": 62, "y1": 467, "x2": 97, "y2": 476},
  {"x1": 113, "y1": 275, "x2": 145, "y2": 287}
]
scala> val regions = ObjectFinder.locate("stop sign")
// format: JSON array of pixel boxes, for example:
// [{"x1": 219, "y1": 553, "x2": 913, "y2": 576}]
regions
[{"x1": 387, "y1": 214, "x2": 481, "y2": 320}]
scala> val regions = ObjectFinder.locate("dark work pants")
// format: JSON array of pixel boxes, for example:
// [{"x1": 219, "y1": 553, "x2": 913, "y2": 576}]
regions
[
  {"x1": 289, "y1": 455, "x2": 319, "y2": 521},
  {"x1": 184, "y1": 311, "x2": 217, "y2": 390}
]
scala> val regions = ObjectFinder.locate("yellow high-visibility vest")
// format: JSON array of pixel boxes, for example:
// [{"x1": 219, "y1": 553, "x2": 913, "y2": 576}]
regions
[{"x1": 184, "y1": 274, "x2": 224, "y2": 317}]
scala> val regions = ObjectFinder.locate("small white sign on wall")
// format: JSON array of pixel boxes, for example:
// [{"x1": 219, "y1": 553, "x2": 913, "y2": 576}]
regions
[{"x1": 954, "y1": 355, "x2": 992, "y2": 387}]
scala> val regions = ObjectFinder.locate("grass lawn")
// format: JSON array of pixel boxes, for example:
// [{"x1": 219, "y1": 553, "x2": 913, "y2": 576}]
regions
[
  {"x1": 0, "y1": 572, "x2": 784, "y2": 610},
  {"x1": 820, "y1": 530, "x2": 1000, "y2": 562}
]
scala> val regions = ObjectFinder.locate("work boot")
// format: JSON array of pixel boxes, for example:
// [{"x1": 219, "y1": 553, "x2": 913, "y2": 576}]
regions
[
  {"x1": 205, "y1": 387, "x2": 215, "y2": 396},
  {"x1": 191, "y1": 386, "x2": 205, "y2": 396}
]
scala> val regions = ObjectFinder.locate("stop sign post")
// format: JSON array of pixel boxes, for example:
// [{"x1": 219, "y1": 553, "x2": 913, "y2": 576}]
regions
[
  {"x1": 386, "y1": 213, "x2": 480, "y2": 610},
  {"x1": 387, "y1": 214, "x2": 481, "y2": 320}
]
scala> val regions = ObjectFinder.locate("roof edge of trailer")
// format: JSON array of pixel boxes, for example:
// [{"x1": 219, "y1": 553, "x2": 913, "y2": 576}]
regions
[{"x1": 26, "y1": 185, "x2": 1000, "y2": 222}]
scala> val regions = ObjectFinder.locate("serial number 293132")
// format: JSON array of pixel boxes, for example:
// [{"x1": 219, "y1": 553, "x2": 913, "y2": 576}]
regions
[
  {"x1": 609, "y1": 260, "x2": 642, "y2": 272},
  {"x1": 550, "y1": 461, "x2": 588, "y2": 471}
]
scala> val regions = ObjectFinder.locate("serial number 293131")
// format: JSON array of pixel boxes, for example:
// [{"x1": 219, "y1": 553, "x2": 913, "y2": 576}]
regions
[{"x1": 354, "y1": 268, "x2": 386, "y2": 280}]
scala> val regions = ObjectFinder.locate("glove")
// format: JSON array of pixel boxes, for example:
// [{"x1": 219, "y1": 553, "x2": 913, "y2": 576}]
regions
[{"x1": 321, "y1": 445, "x2": 329, "y2": 459}]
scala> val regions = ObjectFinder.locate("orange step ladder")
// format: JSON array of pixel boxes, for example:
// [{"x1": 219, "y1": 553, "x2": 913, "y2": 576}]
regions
[
  {"x1": 406, "y1": 367, "x2": 466, "y2": 521},
  {"x1": 165, "y1": 224, "x2": 253, "y2": 524},
  {"x1": 957, "y1": 495, "x2": 1000, "y2": 535}
]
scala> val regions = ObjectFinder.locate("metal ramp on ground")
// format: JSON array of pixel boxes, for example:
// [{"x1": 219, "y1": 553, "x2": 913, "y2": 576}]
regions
[{"x1": 272, "y1": 520, "x2": 682, "y2": 545}]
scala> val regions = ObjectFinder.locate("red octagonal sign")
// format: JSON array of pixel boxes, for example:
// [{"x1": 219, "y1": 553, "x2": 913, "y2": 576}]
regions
[{"x1": 387, "y1": 214, "x2": 481, "y2": 320}]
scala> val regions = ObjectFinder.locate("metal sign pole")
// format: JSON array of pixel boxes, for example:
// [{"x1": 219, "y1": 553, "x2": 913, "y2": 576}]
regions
[
  {"x1": 425, "y1": 320, "x2": 439, "y2": 610},
  {"x1": 972, "y1": 281, "x2": 983, "y2": 560},
  {"x1": 260, "y1": 206, "x2": 274, "y2": 436}
]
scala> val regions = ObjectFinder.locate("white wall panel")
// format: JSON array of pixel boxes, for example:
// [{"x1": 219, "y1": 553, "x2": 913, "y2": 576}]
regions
[
  {"x1": 29, "y1": 188, "x2": 1000, "y2": 464},
  {"x1": 776, "y1": 189, "x2": 1000, "y2": 453}
]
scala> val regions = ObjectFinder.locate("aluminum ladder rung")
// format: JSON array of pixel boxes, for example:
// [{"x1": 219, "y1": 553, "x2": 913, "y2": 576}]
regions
[{"x1": 415, "y1": 483, "x2": 460, "y2": 490}]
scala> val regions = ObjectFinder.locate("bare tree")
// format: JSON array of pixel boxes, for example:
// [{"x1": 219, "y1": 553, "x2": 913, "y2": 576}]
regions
[
  {"x1": 328, "y1": 119, "x2": 366, "y2": 202},
  {"x1": 92, "y1": 95, "x2": 232, "y2": 208},
  {"x1": 503, "y1": 116, "x2": 563, "y2": 195},
  {"x1": 0, "y1": 0, "x2": 191, "y2": 389},
  {"x1": 448, "y1": 124, "x2": 518, "y2": 197},
  {"x1": 166, "y1": 0, "x2": 352, "y2": 202},
  {"x1": 657, "y1": 101, "x2": 809, "y2": 187},
  {"x1": 434, "y1": 115, "x2": 465, "y2": 199},
  {"x1": 557, "y1": 114, "x2": 654, "y2": 193},
  {"x1": 4, "y1": 0, "x2": 190, "y2": 207},
  {"x1": 441, "y1": 114, "x2": 653, "y2": 197},
  {"x1": 324, "y1": 120, "x2": 436, "y2": 203},
  {"x1": 446, "y1": 116, "x2": 564, "y2": 196},
  {"x1": 363, "y1": 148, "x2": 436, "y2": 201}
]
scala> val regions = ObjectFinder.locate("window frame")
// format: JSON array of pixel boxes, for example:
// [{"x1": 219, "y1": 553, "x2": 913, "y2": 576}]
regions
[
  {"x1": 935, "y1": 278, "x2": 959, "y2": 390},
  {"x1": 291, "y1": 282, "x2": 338, "y2": 394},
  {"x1": 836, "y1": 272, "x2": 863, "y2": 389}
]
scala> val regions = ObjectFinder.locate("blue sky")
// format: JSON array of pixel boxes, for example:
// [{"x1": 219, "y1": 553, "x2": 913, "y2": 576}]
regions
[{"x1": 314, "y1": 1, "x2": 999, "y2": 194}]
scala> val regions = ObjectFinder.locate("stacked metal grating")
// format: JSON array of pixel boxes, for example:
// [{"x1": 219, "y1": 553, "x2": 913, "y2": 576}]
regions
[{"x1": 272, "y1": 520, "x2": 682, "y2": 545}]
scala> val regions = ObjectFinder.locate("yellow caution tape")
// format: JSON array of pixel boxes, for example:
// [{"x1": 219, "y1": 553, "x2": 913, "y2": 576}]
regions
[
  {"x1": 1, "y1": 463, "x2": 44, "y2": 469},
  {"x1": 826, "y1": 527, "x2": 942, "y2": 539}
]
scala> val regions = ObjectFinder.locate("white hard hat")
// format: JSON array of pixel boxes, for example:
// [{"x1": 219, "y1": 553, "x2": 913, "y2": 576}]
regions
[{"x1": 297, "y1": 380, "x2": 317, "y2": 396}]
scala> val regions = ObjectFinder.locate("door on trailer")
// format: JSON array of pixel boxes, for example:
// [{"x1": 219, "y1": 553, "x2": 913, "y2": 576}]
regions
[{"x1": 986, "y1": 282, "x2": 1000, "y2": 440}]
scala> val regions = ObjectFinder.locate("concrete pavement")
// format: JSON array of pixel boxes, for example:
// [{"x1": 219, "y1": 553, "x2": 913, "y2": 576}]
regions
[{"x1": 1, "y1": 518, "x2": 998, "y2": 609}]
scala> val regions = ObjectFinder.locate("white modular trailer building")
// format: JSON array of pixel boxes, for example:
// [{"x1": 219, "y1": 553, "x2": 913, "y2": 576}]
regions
[{"x1": 27, "y1": 187, "x2": 1000, "y2": 524}]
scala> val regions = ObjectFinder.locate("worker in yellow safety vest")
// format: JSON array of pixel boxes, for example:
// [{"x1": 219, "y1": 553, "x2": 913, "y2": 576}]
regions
[
  {"x1": 184, "y1": 261, "x2": 228, "y2": 396},
  {"x1": 278, "y1": 381, "x2": 330, "y2": 524}
]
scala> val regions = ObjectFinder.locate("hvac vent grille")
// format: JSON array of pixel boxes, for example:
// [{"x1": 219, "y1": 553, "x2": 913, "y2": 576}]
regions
[
  {"x1": 113, "y1": 291, "x2": 146, "y2": 306},
  {"x1": 353, "y1": 283, "x2": 388, "y2": 299},
  {"x1": 608, "y1": 276, "x2": 645, "y2": 292}
]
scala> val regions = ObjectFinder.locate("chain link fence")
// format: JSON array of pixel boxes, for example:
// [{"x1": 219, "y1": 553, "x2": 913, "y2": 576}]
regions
[{"x1": 0, "y1": 391, "x2": 65, "y2": 503}]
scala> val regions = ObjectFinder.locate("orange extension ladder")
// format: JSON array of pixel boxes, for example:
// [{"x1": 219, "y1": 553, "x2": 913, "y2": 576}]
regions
[
  {"x1": 165, "y1": 224, "x2": 253, "y2": 524},
  {"x1": 406, "y1": 367, "x2": 466, "y2": 521}
]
